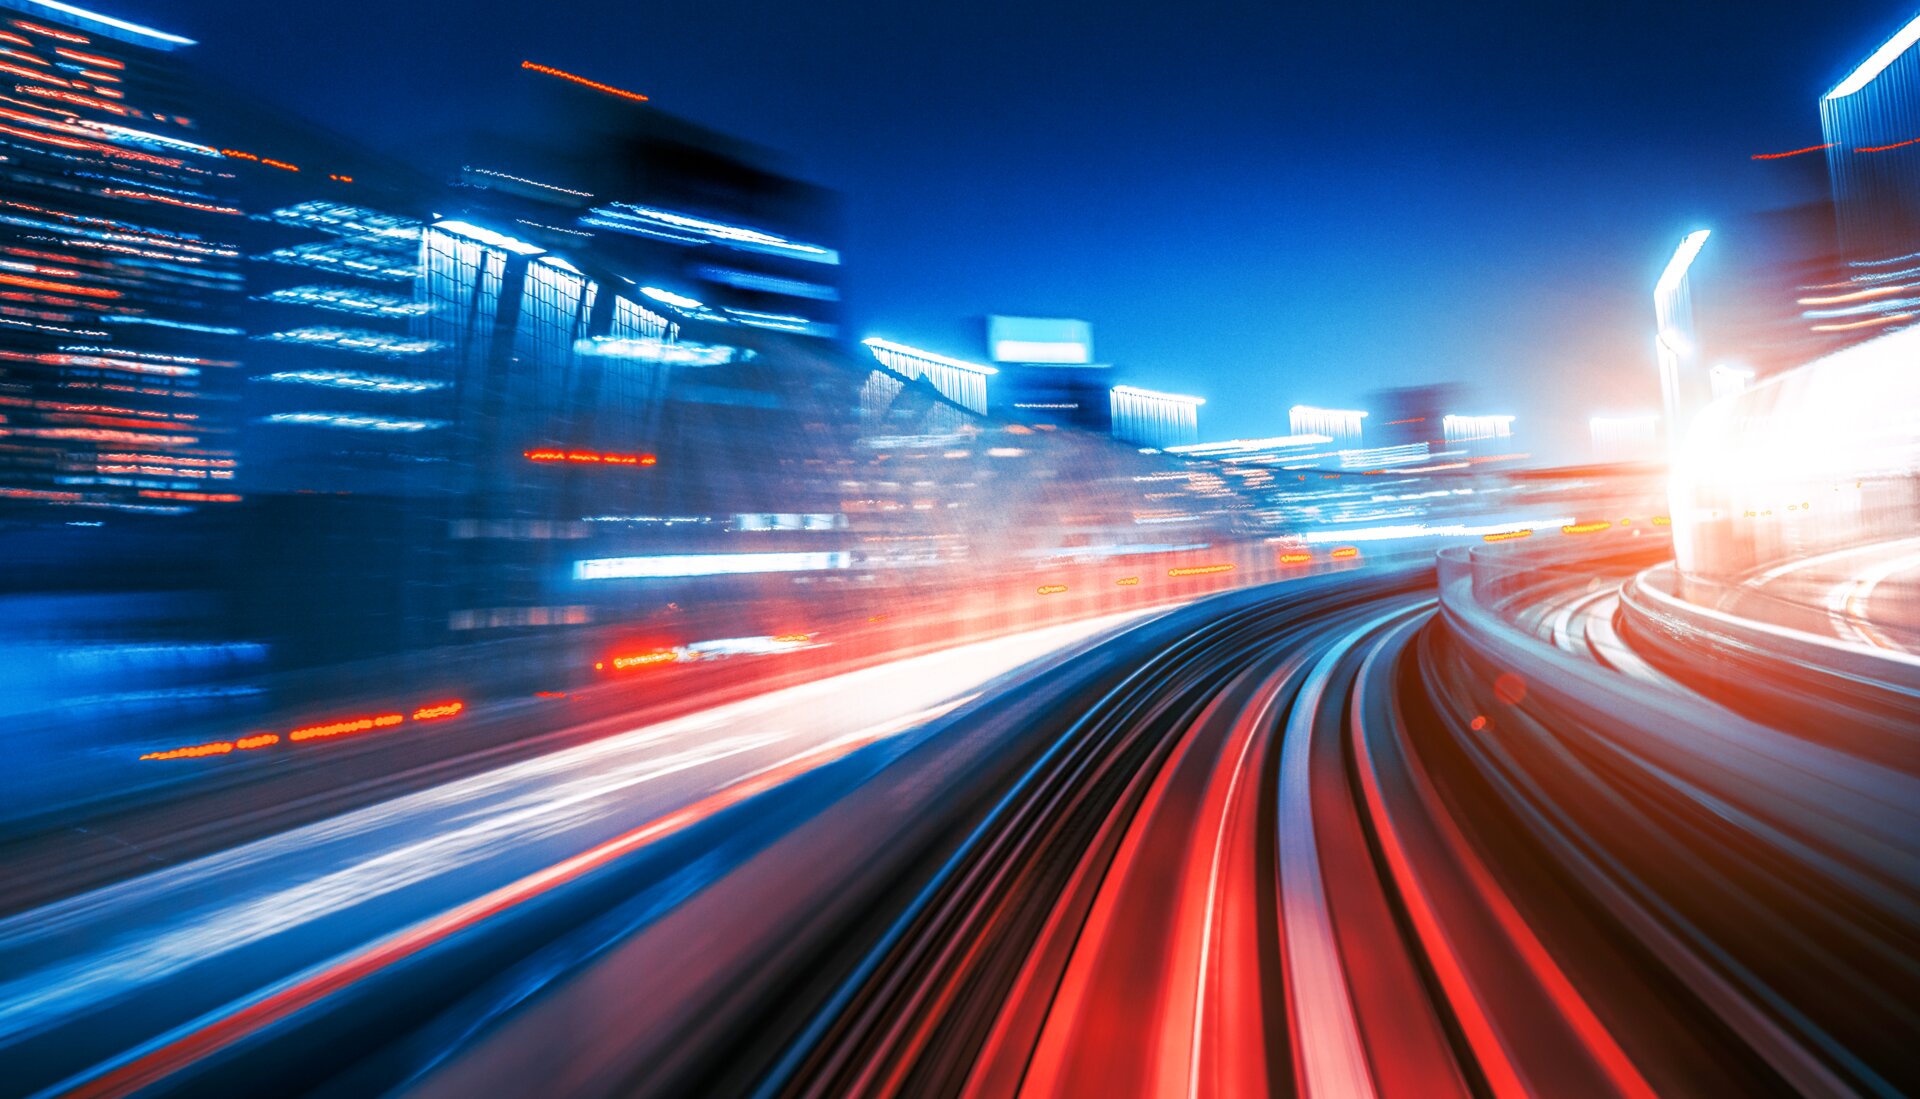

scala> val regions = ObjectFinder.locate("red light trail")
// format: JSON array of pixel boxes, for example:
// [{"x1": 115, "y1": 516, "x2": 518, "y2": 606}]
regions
[
  {"x1": 141, "y1": 698, "x2": 467, "y2": 760},
  {"x1": 1749, "y1": 142, "x2": 1834, "y2": 160},
  {"x1": 520, "y1": 61, "x2": 649, "y2": 103}
]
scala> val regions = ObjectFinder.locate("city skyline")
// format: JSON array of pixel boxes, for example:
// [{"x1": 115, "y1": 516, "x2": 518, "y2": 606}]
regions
[{"x1": 105, "y1": 0, "x2": 1920, "y2": 456}]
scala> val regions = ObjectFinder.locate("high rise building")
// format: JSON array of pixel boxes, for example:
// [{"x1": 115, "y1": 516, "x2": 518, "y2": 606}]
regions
[
  {"x1": 0, "y1": 1, "x2": 245, "y2": 518},
  {"x1": 448, "y1": 61, "x2": 844, "y2": 340},
  {"x1": 986, "y1": 315, "x2": 1115, "y2": 431},
  {"x1": 1820, "y1": 14, "x2": 1920, "y2": 277}
]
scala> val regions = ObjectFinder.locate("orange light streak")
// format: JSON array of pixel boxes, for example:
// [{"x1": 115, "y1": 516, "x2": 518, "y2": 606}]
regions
[
  {"x1": 1797, "y1": 284, "x2": 1911, "y2": 305},
  {"x1": 1482, "y1": 529, "x2": 1533, "y2": 543},
  {"x1": 54, "y1": 47, "x2": 120, "y2": 69},
  {"x1": 100, "y1": 189, "x2": 239, "y2": 215},
  {"x1": 1279, "y1": 552, "x2": 1312, "y2": 565},
  {"x1": 235, "y1": 734, "x2": 279, "y2": 750},
  {"x1": 1561, "y1": 520, "x2": 1612, "y2": 535},
  {"x1": 1168, "y1": 563, "x2": 1235, "y2": 577},
  {"x1": 411, "y1": 701, "x2": 464, "y2": 721},
  {"x1": 288, "y1": 713, "x2": 402, "y2": 743},
  {"x1": 138, "y1": 491, "x2": 240, "y2": 503},
  {"x1": 139, "y1": 740, "x2": 232, "y2": 761},
  {"x1": 1036, "y1": 583, "x2": 1069, "y2": 595},
  {"x1": 1115, "y1": 575, "x2": 1140, "y2": 586},
  {"x1": 10, "y1": 19, "x2": 88, "y2": 43},
  {"x1": 608, "y1": 650, "x2": 676, "y2": 671},
  {"x1": 524, "y1": 448, "x2": 656, "y2": 466},
  {"x1": 1330, "y1": 547, "x2": 1360, "y2": 559},
  {"x1": 520, "y1": 60, "x2": 648, "y2": 102},
  {"x1": 1810, "y1": 312, "x2": 1912, "y2": 332},
  {"x1": 0, "y1": 59, "x2": 68, "y2": 84}
]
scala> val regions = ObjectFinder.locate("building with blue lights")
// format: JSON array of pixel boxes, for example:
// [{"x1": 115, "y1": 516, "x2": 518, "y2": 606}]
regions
[
  {"x1": 1818, "y1": 12, "x2": 1920, "y2": 338},
  {"x1": 0, "y1": 1, "x2": 245, "y2": 519}
]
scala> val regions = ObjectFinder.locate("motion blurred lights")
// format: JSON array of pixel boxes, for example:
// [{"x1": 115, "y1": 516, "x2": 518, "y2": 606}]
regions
[
  {"x1": 259, "y1": 327, "x2": 440, "y2": 355},
  {"x1": 1654, "y1": 230, "x2": 1711, "y2": 454},
  {"x1": 1111, "y1": 386, "x2": 1204, "y2": 449},
  {"x1": 16, "y1": 0, "x2": 195, "y2": 47},
  {"x1": 574, "y1": 551, "x2": 853, "y2": 580},
  {"x1": 430, "y1": 219, "x2": 545, "y2": 256},
  {"x1": 577, "y1": 336, "x2": 734, "y2": 366},
  {"x1": 1749, "y1": 142, "x2": 1836, "y2": 160},
  {"x1": 1590, "y1": 413, "x2": 1660, "y2": 461},
  {"x1": 261, "y1": 369, "x2": 443, "y2": 394},
  {"x1": 1824, "y1": 12, "x2": 1920, "y2": 100},
  {"x1": 863, "y1": 337, "x2": 996, "y2": 416},
  {"x1": 520, "y1": 60, "x2": 648, "y2": 103},
  {"x1": 265, "y1": 412, "x2": 445, "y2": 432},
  {"x1": 1289, "y1": 405, "x2": 1367, "y2": 443},
  {"x1": 639, "y1": 285, "x2": 702, "y2": 310},
  {"x1": 524, "y1": 448, "x2": 656, "y2": 466},
  {"x1": 1168, "y1": 563, "x2": 1235, "y2": 576},
  {"x1": 1440, "y1": 414, "x2": 1514, "y2": 443},
  {"x1": 592, "y1": 204, "x2": 838, "y2": 264}
]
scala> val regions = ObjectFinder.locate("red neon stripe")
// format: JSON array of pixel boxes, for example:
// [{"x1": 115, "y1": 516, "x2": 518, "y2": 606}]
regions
[
  {"x1": 1749, "y1": 142, "x2": 1833, "y2": 160},
  {"x1": 1856, "y1": 136, "x2": 1920, "y2": 153},
  {"x1": 520, "y1": 61, "x2": 648, "y2": 103},
  {"x1": 1352, "y1": 717, "x2": 1657, "y2": 1099}
]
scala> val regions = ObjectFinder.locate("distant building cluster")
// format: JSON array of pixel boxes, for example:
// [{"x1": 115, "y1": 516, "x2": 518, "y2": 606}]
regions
[{"x1": 0, "y1": 0, "x2": 1250, "y2": 733}]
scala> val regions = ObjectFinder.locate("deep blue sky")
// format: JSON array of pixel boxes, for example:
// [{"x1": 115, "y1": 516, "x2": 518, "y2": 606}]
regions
[{"x1": 131, "y1": 0, "x2": 1917, "y2": 457}]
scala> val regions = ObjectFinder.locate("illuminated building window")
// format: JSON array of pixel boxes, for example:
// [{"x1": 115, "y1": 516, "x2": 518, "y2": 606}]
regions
[
  {"x1": 258, "y1": 326, "x2": 441, "y2": 356},
  {"x1": 265, "y1": 241, "x2": 418, "y2": 281},
  {"x1": 258, "y1": 284, "x2": 432, "y2": 319}
]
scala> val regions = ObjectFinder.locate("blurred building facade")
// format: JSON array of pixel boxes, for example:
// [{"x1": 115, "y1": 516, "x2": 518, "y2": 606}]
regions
[
  {"x1": 1109, "y1": 385, "x2": 1201, "y2": 449},
  {"x1": 986, "y1": 314, "x2": 1115, "y2": 432},
  {"x1": 1820, "y1": 13, "x2": 1920, "y2": 283},
  {"x1": 0, "y1": 3, "x2": 243, "y2": 518}
]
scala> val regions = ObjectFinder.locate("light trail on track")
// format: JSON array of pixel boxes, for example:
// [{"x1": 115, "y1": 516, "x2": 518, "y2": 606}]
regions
[{"x1": 3, "y1": 547, "x2": 1915, "y2": 1099}]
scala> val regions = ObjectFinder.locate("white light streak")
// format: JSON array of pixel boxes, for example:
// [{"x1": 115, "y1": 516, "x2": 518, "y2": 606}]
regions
[
  {"x1": 430, "y1": 220, "x2": 545, "y2": 256},
  {"x1": 1825, "y1": 12, "x2": 1920, "y2": 100},
  {"x1": 574, "y1": 551, "x2": 852, "y2": 580}
]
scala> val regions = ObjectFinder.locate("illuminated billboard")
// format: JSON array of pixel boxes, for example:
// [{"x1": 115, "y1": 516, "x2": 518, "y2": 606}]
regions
[{"x1": 988, "y1": 316, "x2": 1094, "y2": 364}]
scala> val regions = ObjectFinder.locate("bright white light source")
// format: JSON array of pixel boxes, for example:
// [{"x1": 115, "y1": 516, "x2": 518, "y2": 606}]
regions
[
  {"x1": 639, "y1": 286, "x2": 703, "y2": 310},
  {"x1": 1826, "y1": 12, "x2": 1920, "y2": 100},
  {"x1": 1111, "y1": 384, "x2": 1204, "y2": 406},
  {"x1": 20, "y1": 0, "x2": 195, "y2": 46},
  {"x1": 862, "y1": 337, "x2": 997, "y2": 375},
  {"x1": 1655, "y1": 230, "x2": 1711, "y2": 299},
  {"x1": 431, "y1": 220, "x2": 546, "y2": 256},
  {"x1": 574, "y1": 551, "x2": 852, "y2": 580}
]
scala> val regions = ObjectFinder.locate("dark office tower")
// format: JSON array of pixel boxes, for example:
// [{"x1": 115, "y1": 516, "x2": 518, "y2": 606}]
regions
[
  {"x1": 985, "y1": 315, "x2": 1114, "y2": 432},
  {"x1": 1818, "y1": 13, "x2": 1920, "y2": 337},
  {"x1": 446, "y1": 60, "x2": 845, "y2": 340},
  {"x1": 0, "y1": 2, "x2": 244, "y2": 517}
]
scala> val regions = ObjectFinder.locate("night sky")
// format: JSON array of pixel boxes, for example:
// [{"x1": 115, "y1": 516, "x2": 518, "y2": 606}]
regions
[{"x1": 130, "y1": 0, "x2": 1919, "y2": 457}]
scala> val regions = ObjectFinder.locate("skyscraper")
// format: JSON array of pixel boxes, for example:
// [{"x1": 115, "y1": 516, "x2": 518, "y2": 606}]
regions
[
  {"x1": 0, "y1": 1, "x2": 245, "y2": 517},
  {"x1": 1817, "y1": 12, "x2": 1920, "y2": 337}
]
